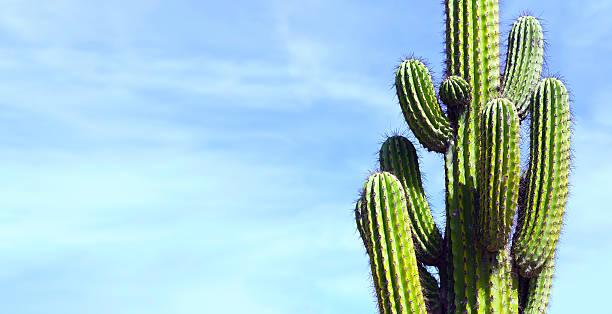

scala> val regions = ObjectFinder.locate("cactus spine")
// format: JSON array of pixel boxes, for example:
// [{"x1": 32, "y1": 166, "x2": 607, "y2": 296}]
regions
[{"x1": 355, "y1": 1, "x2": 569, "y2": 313}]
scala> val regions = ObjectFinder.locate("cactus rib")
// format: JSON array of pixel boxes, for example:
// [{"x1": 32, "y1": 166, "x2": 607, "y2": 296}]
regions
[{"x1": 396, "y1": 59, "x2": 452, "y2": 153}]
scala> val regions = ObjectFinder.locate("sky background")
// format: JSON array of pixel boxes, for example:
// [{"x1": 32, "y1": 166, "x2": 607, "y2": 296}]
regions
[{"x1": 0, "y1": 0, "x2": 611, "y2": 313}]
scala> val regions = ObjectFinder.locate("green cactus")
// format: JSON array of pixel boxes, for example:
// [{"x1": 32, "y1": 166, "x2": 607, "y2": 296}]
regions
[{"x1": 354, "y1": 2, "x2": 570, "y2": 313}]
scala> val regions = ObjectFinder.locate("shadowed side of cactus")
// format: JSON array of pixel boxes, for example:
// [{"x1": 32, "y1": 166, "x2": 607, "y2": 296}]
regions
[
  {"x1": 419, "y1": 264, "x2": 442, "y2": 313},
  {"x1": 353, "y1": 1, "x2": 570, "y2": 313},
  {"x1": 518, "y1": 253, "x2": 555, "y2": 313}
]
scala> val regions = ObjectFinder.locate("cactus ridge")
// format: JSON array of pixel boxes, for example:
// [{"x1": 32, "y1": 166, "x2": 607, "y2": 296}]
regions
[
  {"x1": 380, "y1": 136, "x2": 443, "y2": 265},
  {"x1": 512, "y1": 78, "x2": 570, "y2": 277},
  {"x1": 502, "y1": 16, "x2": 544, "y2": 120},
  {"x1": 354, "y1": 1, "x2": 569, "y2": 313},
  {"x1": 396, "y1": 60, "x2": 453, "y2": 153}
]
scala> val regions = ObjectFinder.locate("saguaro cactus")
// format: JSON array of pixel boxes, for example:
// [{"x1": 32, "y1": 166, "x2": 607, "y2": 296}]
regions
[{"x1": 354, "y1": 2, "x2": 570, "y2": 313}]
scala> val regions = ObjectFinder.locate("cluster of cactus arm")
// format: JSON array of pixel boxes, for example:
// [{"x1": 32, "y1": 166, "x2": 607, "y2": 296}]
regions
[{"x1": 354, "y1": 1, "x2": 570, "y2": 313}]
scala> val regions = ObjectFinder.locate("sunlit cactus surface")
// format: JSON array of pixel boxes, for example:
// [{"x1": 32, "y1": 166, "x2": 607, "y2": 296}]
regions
[{"x1": 354, "y1": 2, "x2": 570, "y2": 313}]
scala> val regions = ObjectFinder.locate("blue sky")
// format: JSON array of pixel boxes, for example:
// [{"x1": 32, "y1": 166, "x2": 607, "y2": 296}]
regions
[{"x1": 0, "y1": 0, "x2": 610, "y2": 313}]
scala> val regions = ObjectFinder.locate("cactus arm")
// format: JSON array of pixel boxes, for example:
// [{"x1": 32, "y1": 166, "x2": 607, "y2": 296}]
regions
[
  {"x1": 502, "y1": 16, "x2": 544, "y2": 120},
  {"x1": 512, "y1": 78, "x2": 570, "y2": 277},
  {"x1": 379, "y1": 136, "x2": 443, "y2": 265},
  {"x1": 395, "y1": 59, "x2": 453, "y2": 153},
  {"x1": 445, "y1": 0, "x2": 501, "y2": 104},
  {"x1": 519, "y1": 255, "x2": 554, "y2": 313},
  {"x1": 418, "y1": 264, "x2": 441, "y2": 314},
  {"x1": 357, "y1": 172, "x2": 427, "y2": 313},
  {"x1": 439, "y1": 75, "x2": 471, "y2": 124},
  {"x1": 478, "y1": 98, "x2": 520, "y2": 252},
  {"x1": 439, "y1": 76, "x2": 471, "y2": 108}
]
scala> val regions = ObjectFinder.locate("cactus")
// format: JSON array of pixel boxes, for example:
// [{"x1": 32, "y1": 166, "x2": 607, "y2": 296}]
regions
[{"x1": 354, "y1": 2, "x2": 570, "y2": 313}]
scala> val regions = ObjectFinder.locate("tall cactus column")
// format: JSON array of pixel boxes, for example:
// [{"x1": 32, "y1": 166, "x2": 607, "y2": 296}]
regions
[
  {"x1": 443, "y1": 1, "x2": 516, "y2": 312},
  {"x1": 354, "y1": 1, "x2": 570, "y2": 313}
]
